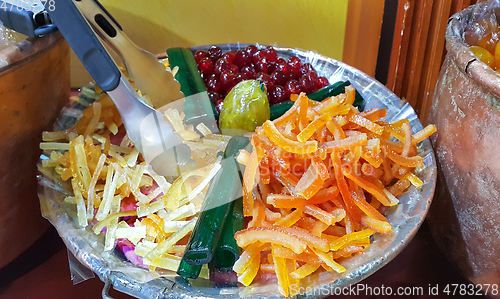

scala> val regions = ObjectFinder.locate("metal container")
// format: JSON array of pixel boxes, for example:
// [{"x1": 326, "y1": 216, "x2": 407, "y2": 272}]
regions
[
  {"x1": 427, "y1": 3, "x2": 500, "y2": 291},
  {"x1": 0, "y1": 32, "x2": 70, "y2": 268},
  {"x1": 38, "y1": 44, "x2": 437, "y2": 298}
]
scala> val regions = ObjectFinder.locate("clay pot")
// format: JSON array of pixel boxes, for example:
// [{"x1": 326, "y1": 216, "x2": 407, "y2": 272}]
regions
[
  {"x1": 0, "y1": 32, "x2": 70, "y2": 268},
  {"x1": 427, "y1": 4, "x2": 500, "y2": 292}
]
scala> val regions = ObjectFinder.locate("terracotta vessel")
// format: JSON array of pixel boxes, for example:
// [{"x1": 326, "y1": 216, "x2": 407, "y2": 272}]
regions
[
  {"x1": 0, "y1": 32, "x2": 70, "y2": 268},
  {"x1": 427, "y1": 3, "x2": 500, "y2": 293}
]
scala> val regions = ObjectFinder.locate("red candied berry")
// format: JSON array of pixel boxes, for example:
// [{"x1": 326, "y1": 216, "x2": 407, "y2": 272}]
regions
[
  {"x1": 257, "y1": 72, "x2": 275, "y2": 92},
  {"x1": 271, "y1": 70, "x2": 287, "y2": 87},
  {"x1": 270, "y1": 85, "x2": 286, "y2": 104},
  {"x1": 222, "y1": 51, "x2": 236, "y2": 65},
  {"x1": 198, "y1": 57, "x2": 214, "y2": 75},
  {"x1": 287, "y1": 56, "x2": 302, "y2": 73},
  {"x1": 241, "y1": 66, "x2": 257, "y2": 79},
  {"x1": 220, "y1": 70, "x2": 236, "y2": 92},
  {"x1": 288, "y1": 69, "x2": 300, "y2": 80},
  {"x1": 276, "y1": 58, "x2": 290, "y2": 77},
  {"x1": 245, "y1": 45, "x2": 258, "y2": 57},
  {"x1": 229, "y1": 64, "x2": 239, "y2": 73},
  {"x1": 207, "y1": 91, "x2": 221, "y2": 104},
  {"x1": 200, "y1": 72, "x2": 214, "y2": 83},
  {"x1": 299, "y1": 63, "x2": 314, "y2": 76},
  {"x1": 234, "y1": 73, "x2": 244, "y2": 85},
  {"x1": 215, "y1": 99, "x2": 224, "y2": 113},
  {"x1": 307, "y1": 71, "x2": 319, "y2": 85},
  {"x1": 252, "y1": 50, "x2": 266, "y2": 64},
  {"x1": 234, "y1": 49, "x2": 252, "y2": 68},
  {"x1": 206, "y1": 76, "x2": 221, "y2": 93},
  {"x1": 315, "y1": 76, "x2": 329, "y2": 90},
  {"x1": 265, "y1": 46, "x2": 278, "y2": 63},
  {"x1": 207, "y1": 45, "x2": 223, "y2": 61},
  {"x1": 267, "y1": 62, "x2": 277, "y2": 74},
  {"x1": 285, "y1": 80, "x2": 301, "y2": 99},
  {"x1": 214, "y1": 58, "x2": 230, "y2": 75},
  {"x1": 194, "y1": 50, "x2": 208, "y2": 64},
  {"x1": 255, "y1": 58, "x2": 272, "y2": 74},
  {"x1": 299, "y1": 75, "x2": 314, "y2": 94}
]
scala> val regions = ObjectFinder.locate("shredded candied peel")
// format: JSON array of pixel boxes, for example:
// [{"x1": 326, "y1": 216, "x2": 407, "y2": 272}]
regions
[
  {"x1": 232, "y1": 90, "x2": 436, "y2": 297},
  {"x1": 39, "y1": 87, "x2": 228, "y2": 277}
]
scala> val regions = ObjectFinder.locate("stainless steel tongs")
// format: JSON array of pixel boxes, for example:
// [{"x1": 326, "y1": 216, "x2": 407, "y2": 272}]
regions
[{"x1": 41, "y1": 0, "x2": 196, "y2": 177}]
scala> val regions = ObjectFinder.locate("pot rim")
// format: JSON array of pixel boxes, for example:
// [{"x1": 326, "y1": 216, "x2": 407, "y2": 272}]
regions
[
  {"x1": 0, "y1": 31, "x2": 64, "y2": 75},
  {"x1": 446, "y1": 2, "x2": 500, "y2": 97}
]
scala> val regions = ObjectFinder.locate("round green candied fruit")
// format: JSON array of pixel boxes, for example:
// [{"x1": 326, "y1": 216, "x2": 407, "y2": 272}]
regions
[{"x1": 219, "y1": 79, "x2": 270, "y2": 136}]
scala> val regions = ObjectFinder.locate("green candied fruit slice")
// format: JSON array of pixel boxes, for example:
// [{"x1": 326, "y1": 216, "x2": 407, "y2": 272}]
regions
[{"x1": 219, "y1": 80, "x2": 270, "y2": 136}]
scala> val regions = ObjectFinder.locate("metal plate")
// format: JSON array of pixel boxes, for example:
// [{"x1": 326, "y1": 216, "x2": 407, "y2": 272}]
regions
[{"x1": 38, "y1": 44, "x2": 437, "y2": 299}]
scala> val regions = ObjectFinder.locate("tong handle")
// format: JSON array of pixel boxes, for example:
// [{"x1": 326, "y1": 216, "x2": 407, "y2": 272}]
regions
[
  {"x1": 49, "y1": 0, "x2": 120, "y2": 91},
  {"x1": 0, "y1": 2, "x2": 37, "y2": 38}
]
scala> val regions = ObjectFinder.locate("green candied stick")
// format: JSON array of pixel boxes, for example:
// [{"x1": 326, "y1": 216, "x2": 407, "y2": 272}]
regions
[
  {"x1": 211, "y1": 194, "x2": 245, "y2": 272},
  {"x1": 166, "y1": 47, "x2": 218, "y2": 133},
  {"x1": 269, "y1": 100, "x2": 294, "y2": 120},
  {"x1": 180, "y1": 136, "x2": 250, "y2": 270},
  {"x1": 269, "y1": 81, "x2": 367, "y2": 120},
  {"x1": 177, "y1": 259, "x2": 202, "y2": 280},
  {"x1": 307, "y1": 80, "x2": 365, "y2": 111}
]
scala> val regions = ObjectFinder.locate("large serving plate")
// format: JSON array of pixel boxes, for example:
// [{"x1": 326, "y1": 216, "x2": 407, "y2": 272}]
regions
[{"x1": 38, "y1": 44, "x2": 437, "y2": 298}]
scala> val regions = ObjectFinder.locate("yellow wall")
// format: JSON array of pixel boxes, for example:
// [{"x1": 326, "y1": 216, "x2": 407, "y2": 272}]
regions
[
  {"x1": 70, "y1": 0, "x2": 384, "y2": 88},
  {"x1": 71, "y1": 0, "x2": 349, "y2": 87}
]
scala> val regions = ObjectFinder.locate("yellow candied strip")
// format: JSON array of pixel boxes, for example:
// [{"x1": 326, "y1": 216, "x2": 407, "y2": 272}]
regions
[
  {"x1": 274, "y1": 209, "x2": 303, "y2": 227},
  {"x1": 272, "y1": 245, "x2": 291, "y2": 297},
  {"x1": 405, "y1": 172, "x2": 423, "y2": 187},
  {"x1": 290, "y1": 263, "x2": 321, "y2": 280},
  {"x1": 297, "y1": 113, "x2": 332, "y2": 142},
  {"x1": 238, "y1": 250, "x2": 261, "y2": 286},
  {"x1": 263, "y1": 120, "x2": 317, "y2": 154},
  {"x1": 330, "y1": 229, "x2": 375, "y2": 251},
  {"x1": 312, "y1": 249, "x2": 346, "y2": 273}
]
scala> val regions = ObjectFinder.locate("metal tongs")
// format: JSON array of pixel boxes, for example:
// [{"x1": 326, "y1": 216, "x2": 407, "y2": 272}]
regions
[{"x1": 47, "y1": 0, "x2": 196, "y2": 177}]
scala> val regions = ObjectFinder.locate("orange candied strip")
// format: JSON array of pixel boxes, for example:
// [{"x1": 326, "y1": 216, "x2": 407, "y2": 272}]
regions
[
  {"x1": 348, "y1": 114, "x2": 385, "y2": 135},
  {"x1": 342, "y1": 170, "x2": 394, "y2": 207},
  {"x1": 311, "y1": 154, "x2": 330, "y2": 180},
  {"x1": 235, "y1": 225, "x2": 329, "y2": 253},
  {"x1": 302, "y1": 204, "x2": 346, "y2": 226},
  {"x1": 263, "y1": 120, "x2": 318, "y2": 154},
  {"x1": 275, "y1": 209, "x2": 303, "y2": 227},
  {"x1": 274, "y1": 94, "x2": 303, "y2": 126},
  {"x1": 361, "y1": 215, "x2": 392, "y2": 234},
  {"x1": 379, "y1": 121, "x2": 405, "y2": 141},
  {"x1": 319, "y1": 133, "x2": 367, "y2": 153},
  {"x1": 272, "y1": 245, "x2": 291, "y2": 297},
  {"x1": 387, "y1": 176, "x2": 412, "y2": 197},
  {"x1": 272, "y1": 247, "x2": 322, "y2": 264},
  {"x1": 233, "y1": 242, "x2": 265, "y2": 274},
  {"x1": 297, "y1": 113, "x2": 332, "y2": 142},
  {"x1": 243, "y1": 150, "x2": 259, "y2": 217},
  {"x1": 326, "y1": 119, "x2": 346, "y2": 140},
  {"x1": 235, "y1": 227, "x2": 307, "y2": 254},
  {"x1": 294, "y1": 164, "x2": 324, "y2": 199},
  {"x1": 348, "y1": 188, "x2": 388, "y2": 222},
  {"x1": 344, "y1": 85, "x2": 355, "y2": 105},
  {"x1": 268, "y1": 194, "x2": 308, "y2": 208},
  {"x1": 412, "y1": 124, "x2": 437, "y2": 145},
  {"x1": 270, "y1": 161, "x2": 300, "y2": 190},
  {"x1": 358, "y1": 107, "x2": 387, "y2": 122},
  {"x1": 330, "y1": 229, "x2": 375, "y2": 251},
  {"x1": 383, "y1": 145, "x2": 424, "y2": 168},
  {"x1": 299, "y1": 92, "x2": 309, "y2": 129},
  {"x1": 331, "y1": 152, "x2": 362, "y2": 223}
]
